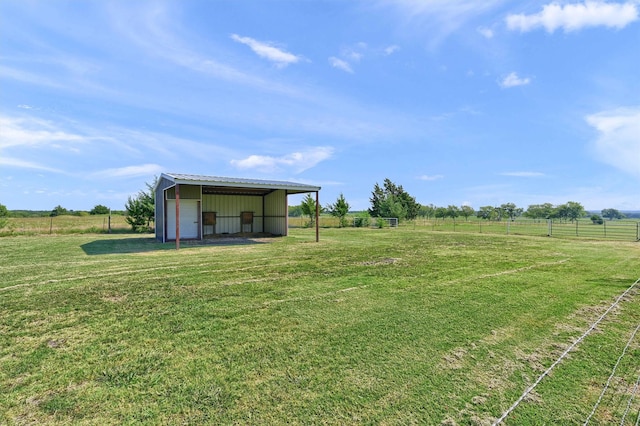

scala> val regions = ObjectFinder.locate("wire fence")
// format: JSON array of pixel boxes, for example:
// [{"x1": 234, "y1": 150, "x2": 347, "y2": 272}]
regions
[
  {"x1": 3, "y1": 215, "x2": 638, "y2": 241},
  {"x1": 289, "y1": 216, "x2": 640, "y2": 241}
]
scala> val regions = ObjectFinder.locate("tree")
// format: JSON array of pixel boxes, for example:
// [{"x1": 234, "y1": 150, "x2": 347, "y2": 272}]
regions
[
  {"x1": 435, "y1": 206, "x2": 447, "y2": 221},
  {"x1": 555, "y1": 201, "x2": 586, "y2": 222},
  {"x1": 90, "y1": 204, "x2": 110, "y2": 215},
  {"x1": 0, "y1": 203, "x2": 8, "y2": 229},
  {"x1": 288, "y1": 205, "x2": 303, "y2": 217},
  {"x1": 590, "y1": 214, "x2": 604, "y2": 225},
  {"x1": 50, "y1": 205, "x2": 69, "y2": 217},
  {"x1": 419, "y1": 204, "x2": 436, "y2": 220},
  {"x1": 499, "y1": 203, "x2": 523, "y2": 221},
  {"x1": 601, "y1": 208, "x2": 625, "y2": 221},
  {"x1": 477, "y1": 206, "x2": 495, "y2": 220},
  {"x1": 446, "y1": 205, "x2": 460, "y2": 221},
  {"x1": 368, "y1": 178, "x2": 420, "y2": 221},
  {"x1": 460, "y1": 205, "x2": 475, "y2": 221},
  {"x1": 565, "y1": 201, "x2": 586, "y2": 222},
  {"x1": 524, "y1": 203, "x2": 554, "y2": 221},
  {"x1": 125, "y1": 178, "x2": 156, "y2": 232},
  {"x1": 300, "y1": 193, "x2": 318, "y2": 227},
  {"x1": 326, "y1": 193, "x2": 350, "y2": 227}
]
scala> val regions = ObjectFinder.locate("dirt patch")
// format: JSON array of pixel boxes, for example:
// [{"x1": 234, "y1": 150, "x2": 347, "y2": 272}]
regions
[
  {"x1": 47, "y1": 339, "x2": 66, "y2": 349},
  {"x1": 441, "y1": 347, "x2": 468, "y2": 369},
  {"x1": 102, "y1": 294, "x2": 127, "y2": 303},
  {"x1": 360, "y1": 258, "x2": 400, "y2": 266}
]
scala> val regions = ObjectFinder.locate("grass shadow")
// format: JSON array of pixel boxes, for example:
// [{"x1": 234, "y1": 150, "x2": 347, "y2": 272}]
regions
[
  {"x1": 81, "y1": 237, "x2": 172, "y2": 255},
  {"x1": 81, "y1": 235, "x2": 275, "y2": 255}
]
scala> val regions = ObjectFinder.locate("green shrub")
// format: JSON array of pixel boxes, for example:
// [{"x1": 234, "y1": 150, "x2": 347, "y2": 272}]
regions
[{"x1": 354, "y1": 212, "x2": 371, "y2": 227}]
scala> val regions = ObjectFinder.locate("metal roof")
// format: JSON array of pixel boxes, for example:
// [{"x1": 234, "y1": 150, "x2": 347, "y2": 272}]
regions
[{"x1": 161, "y1": 173, "x2": 320, "y2": 195}]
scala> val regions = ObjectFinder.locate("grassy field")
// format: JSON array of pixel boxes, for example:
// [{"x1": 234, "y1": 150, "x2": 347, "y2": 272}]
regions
[
  {"x1": 1, "y1": 215, "x2": 131, "y2": 236},
  {"x1": 1, "y1": 228, "x2": 639, "y2": 425}
]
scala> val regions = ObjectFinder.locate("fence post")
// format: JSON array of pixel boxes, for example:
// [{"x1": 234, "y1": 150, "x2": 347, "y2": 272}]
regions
[
  {"x1": 547, "y1": 220, "x2": 552, "y2": 237},
  {"x1": 50, "y1": 217, "x2": 53, "y2": 234},
  {"x1": 575, "y1": 220, "x2": 578, "y2": 236},
  {"x1": 604, "y1": 220, "x2": 606, "y2": 238},
  {"x1": 637, "y1": 222, "x2": 639, "y2": 241}
]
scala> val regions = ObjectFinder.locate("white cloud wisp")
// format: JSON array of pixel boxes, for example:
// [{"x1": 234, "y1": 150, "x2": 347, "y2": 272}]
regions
[
  {"x1": 231, "y1": 147, "x2": 334, "y2": 174},
  {"x1": 507, "y1": 1, "x2": 639, "y2": 33},
  {"x1": 499, "y1": 72, "x2": 531, "y2": 88},
  {"x1": 231, "y1": 34, "x2": 303, "y2": 68},
  {"x1": 586, "y1": 107, "x2": 640, "y2": 178}
]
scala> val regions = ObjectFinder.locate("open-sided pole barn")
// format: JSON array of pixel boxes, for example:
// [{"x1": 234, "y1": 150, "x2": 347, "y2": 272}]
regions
[{"x1": 154, "y1": 173, "x2": 321, "y2": 248}]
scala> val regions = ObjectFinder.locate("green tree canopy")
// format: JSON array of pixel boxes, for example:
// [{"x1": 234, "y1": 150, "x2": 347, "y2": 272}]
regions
[
  {"x1": 500, "y1": 203, "x2": 523, "y2": 221},
  {"x1": 460, "y1": 205, "x2": 475, "y2": 221},
  {"x1": 554, "y1": 201, "x2": 586, "y2": 222},
  {"x1": 477, "y1": 206, "x2": 496, "y2": 220},
  {"x1": 0, "y1": 203, "x2": 8, "y2": 229},
  {"x1": 601, "y1": 208, "x2": 625, "y2": 220},
  {"x1": 446, "y1": 205, "x2": 460, "y2": 221},
  {"x1": 326, "y1": 193, "x2": 350, "y2": 227},
  {"x1": 50, "y1": 205, "x2": 69, "y2": 217},
  {"x1": 125, "y1": 178, "x2": 156, "y2": 232},
  {"x1": 300, "y1": 193, "x2": 318, "y2": 227},
  {"x1": 90, "y1": 204, "x2": 110, "y2": 215},
  {"x1": 419, "y1": 204, "x2": 435, "y2": 219},
  {"x1": 524, "y1": 203, "x2": 555, "y2": 220},
  {"x1": 368, "y1": 178, "x2": 420, "y2": 221}
]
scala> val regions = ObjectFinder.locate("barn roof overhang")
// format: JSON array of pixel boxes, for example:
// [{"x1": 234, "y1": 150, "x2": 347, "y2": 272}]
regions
[{"x1": 159, "y1": 173, "x2": 321, "y2": 196}]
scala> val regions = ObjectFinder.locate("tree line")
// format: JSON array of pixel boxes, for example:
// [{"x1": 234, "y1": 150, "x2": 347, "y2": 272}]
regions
[{"x1": 293, "y1": 178, "x2": 632, "y2": 227}]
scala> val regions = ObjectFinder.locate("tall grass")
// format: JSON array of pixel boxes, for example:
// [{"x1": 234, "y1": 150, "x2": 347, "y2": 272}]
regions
[{"x1": 1, "y1": 228, "x2": 639, "y2": 424}]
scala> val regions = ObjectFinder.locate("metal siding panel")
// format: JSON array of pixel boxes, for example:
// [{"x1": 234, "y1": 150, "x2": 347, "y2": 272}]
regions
[
  {"x1": 155, "y1": 176, "x2": 174, "y2": 241},
  {"x1": 200, "y1": 194, "x2": 265, "y2": 234},
  {"x1": 264, "y1": 190, "x2": 286, "y2": 235}
]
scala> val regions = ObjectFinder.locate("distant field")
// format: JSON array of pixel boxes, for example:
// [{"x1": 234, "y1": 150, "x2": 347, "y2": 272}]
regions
[
  {"x1": 1, "y1": 228, "x2": 639, "y2": 424},
  {"x1": 1, "y1": 215, "x2": 131, "y2": 236}
]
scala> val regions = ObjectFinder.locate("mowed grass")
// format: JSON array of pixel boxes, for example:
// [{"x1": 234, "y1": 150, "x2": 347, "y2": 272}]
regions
[{"x1": 1, "y1": 229, "x2": 639, "y2": 425}]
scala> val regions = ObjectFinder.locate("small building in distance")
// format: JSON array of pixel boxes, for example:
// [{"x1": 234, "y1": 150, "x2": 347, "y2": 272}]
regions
[{"x1": 154, "y1": 173, "x2": 321, "y2": 244}]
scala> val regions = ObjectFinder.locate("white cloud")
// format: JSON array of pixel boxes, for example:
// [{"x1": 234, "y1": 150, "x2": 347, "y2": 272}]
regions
[
  {"x1": 231, "y1": 34, "x2": 302, "y2": 68},
  {"x1": 499, "y1": 72, "x2": 531, "y2": 88},
  {"x1": 586, "y1": 107, "x2": 640, "y2": 178},
  {"x1": 500, "y1": 171, "x2": 545, "y2": 177},
  {"x1": 506, "y1": 1, "x2": 639, "y2": 33},
  {"x1": 91, "y1": 164, "x2": 164, "y2": 179},
  {"x1": 0, "y1": 116, "x2": 87, "y2": 149},
  {"x1": 384, "y1": 45, "x2": 400, "y2": 55},
  {"x1": 230, "y1": 147, "x2": 334, "y2": 173},
  {"x1": 329, "y1": 57, "x2": 354, "y2": 73},
  {"x1": 417, "y1": 174, "x2": 444, "y2": 181},
  {"x1": 477, "y1": 27, "x2": 495, "y2": 38},
  {"x1": 378, "y1": 0, "x2": 506, "y2": 46},
  {"x1": 0, "y1": 156, "x2": 64, "y2": 173}
]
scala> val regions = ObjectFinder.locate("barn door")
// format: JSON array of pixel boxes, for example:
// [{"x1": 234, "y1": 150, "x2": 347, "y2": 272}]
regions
[{"x1": 166, "y1": 200, "x2": 200, "y2": 240}]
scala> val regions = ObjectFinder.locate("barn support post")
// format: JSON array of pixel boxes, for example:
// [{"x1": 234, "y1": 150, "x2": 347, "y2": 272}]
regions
[
  {"x1": 315, "y1": 191, "x2": 319, "y2": 242},
  {"x1": 175, "y1": 183, "x2": 181, "y2": 250}
]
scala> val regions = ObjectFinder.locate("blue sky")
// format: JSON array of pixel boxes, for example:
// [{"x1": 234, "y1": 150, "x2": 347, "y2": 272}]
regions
[{"x1": 1, "y1": 0, "x2": 639, "y2": 212}]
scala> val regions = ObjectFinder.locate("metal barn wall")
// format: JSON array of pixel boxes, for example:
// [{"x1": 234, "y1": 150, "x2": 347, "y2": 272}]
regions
[
  {"x1": 165, "y1": 185, "x2": 201, "y2": 200},
  {"x1": 202, "y1": 194, "x2": 263, "y2": 234},
  {"x1": 154, "y1": 176, "x2": 175, "y2": 241},
  {"x1": 264, "y1": 190, "x2": 287, "y2": 236}
]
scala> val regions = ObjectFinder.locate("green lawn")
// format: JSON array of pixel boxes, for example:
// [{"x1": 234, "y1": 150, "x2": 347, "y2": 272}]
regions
[{"x1": 1, "y1": 229, "x2": 639, "y2": 424}]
